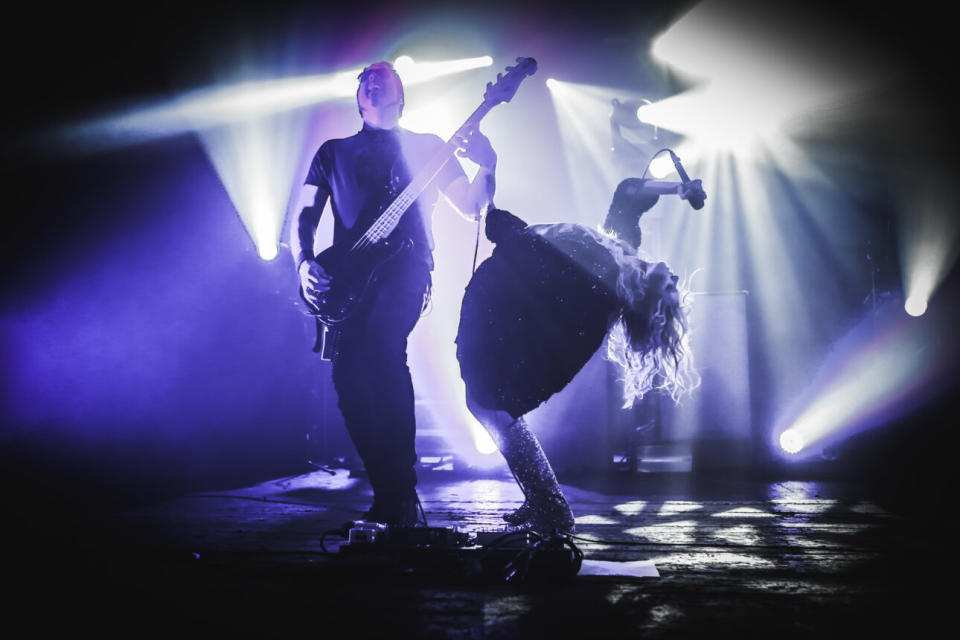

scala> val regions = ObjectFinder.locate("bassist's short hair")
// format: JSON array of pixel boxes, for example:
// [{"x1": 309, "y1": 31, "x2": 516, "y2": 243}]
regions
[{"x1": 356, "y1": 61, "x2": 405, "y2": 117}]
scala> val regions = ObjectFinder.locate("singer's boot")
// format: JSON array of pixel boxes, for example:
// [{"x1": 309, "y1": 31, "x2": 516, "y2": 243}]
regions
[
  {"x1": 495, "y1": 417, "x2": 575, "y2": 533},
  {"x1": 502, "y1": 500, "x2": 534, "y2": 526}
]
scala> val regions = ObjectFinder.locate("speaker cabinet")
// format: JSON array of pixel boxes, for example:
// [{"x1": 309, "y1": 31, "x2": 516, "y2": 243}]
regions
[{"x1": 660, "y1": 291, "x2": 753, "y2": 470}]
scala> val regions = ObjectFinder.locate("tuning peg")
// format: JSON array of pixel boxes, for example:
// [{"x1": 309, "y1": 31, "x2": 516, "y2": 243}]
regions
[{"x1": 513, "y1": 57, "x2": 537, "y2": 74}]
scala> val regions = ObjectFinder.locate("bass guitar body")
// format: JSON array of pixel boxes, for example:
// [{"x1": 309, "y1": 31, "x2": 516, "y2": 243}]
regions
[{"x1": 302, "y1": 234, "x2": 413, "y2": 326}]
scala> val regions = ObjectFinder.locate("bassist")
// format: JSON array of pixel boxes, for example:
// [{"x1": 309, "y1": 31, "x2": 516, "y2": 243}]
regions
[{"x1": 293, "y1": 61, "x2": 497, "y2": 526}]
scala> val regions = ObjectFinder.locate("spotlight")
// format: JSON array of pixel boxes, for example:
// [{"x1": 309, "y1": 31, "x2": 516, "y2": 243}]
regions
[
  {"x1": 391, "y1": 55, "x2": 493, "y2": 85},
  {"x1": 771, "y1": 298, "x2": 956, "y2": 461},
  {"x1": 642, "y1": 2, "x2": 879, "y2": 155},
  {"x1": 474, "y1": 427, "x2": 498, "y2": 455},
  {"x1": 899, "y1": 185, "x2": 957, "y2": 322},
  {"x1": 546, "y1": 78, "x2": 655, "y2": 214},
  {"x1": 904, "y1": 295, "x2": 927, "y2": 317},
  {"x1": 394, "y1": 55, "x2": 415, "y2": 74},
  {"x1": 779, "y1": 429, "x2": 805, "y2": 454},
  {"x1": 257, "y1": 243, "x2": 279, "y2": 261}
]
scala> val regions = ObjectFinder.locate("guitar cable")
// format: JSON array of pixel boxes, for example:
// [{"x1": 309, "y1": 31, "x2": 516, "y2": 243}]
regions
[
  {"x1": 641, "y1": 147, "x2": 673, "y2": 179},
  {"x1": 472, "y1": 199, "x2": 494, "y2": 274},
  {"x1": 472, "y1": 211, "x2": 482, "y2": 274}
]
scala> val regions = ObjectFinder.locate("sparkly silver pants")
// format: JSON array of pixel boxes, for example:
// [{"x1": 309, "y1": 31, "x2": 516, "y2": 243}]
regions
[{"x1": 489, "y1": 417, "x2": 575, "y2": 532}]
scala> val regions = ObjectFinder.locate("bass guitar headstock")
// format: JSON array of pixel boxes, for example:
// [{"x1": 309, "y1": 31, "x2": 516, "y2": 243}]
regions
[{"x1": 483, "y1": 57, "x2": 537, "y2": 106}]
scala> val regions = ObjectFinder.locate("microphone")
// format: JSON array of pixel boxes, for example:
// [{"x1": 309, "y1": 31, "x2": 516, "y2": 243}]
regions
[{"x1": 668, "y1": 150, "x2": 706, "y2": 210}]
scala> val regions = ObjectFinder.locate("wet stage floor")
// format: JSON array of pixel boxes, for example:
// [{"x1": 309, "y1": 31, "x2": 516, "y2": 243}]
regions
[{"x1": 11, "y1": 466, "x2": 953, "y2": 638}]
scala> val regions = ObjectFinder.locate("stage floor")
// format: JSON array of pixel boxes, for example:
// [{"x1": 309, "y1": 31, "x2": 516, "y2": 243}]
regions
[{"x1": 10, "y1": 466, "x2": 952, "y2": 637}]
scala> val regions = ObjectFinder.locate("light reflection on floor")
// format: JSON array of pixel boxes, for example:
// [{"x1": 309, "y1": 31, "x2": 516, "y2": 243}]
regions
[
  {"x1": 770, "y1": 498, "x2": 838, "y2": 514},
  {"x1": 482, "y1": 594, "x2": 531, "y2": 630},
  {"x1": 780, "y1": 535, "x2": 844, "y2": 549},
  {"x1": 766, "y1": 480, "x2": 821, "y2": 501},
  {"x1": 849, "y1": 501, "x2": 892, "y2": 516},
  {"x1": 711, "y1": 524, "x2": 762, "y2": 546},
  {"x1": 570, "y1": 481, "x2": 888, "y2": 572},
  {"x1": 575, "y1": 514, "x2": 620, "y2": 525},
  {"x1": 222, "y1": 474, "x2": 893, "y2": 575},
  {"x1": 742, "y1": 579, "x2": 848, "y2": 596},
  {"x1": 428, "y1": 478, "x2": 526, "y2": 505},
  {"x1": 775, "y1": 522, "x2": 874, "y2": 533},
  {"x1": 626, "y1": 521, "x2": 699, "y2": 545},
  {"x1": 651, "y1": 552, "x2": 778, "y2": 569},
  {"x1": 613, "y1": 500, "x2": 648, "y2": 516},
  {"x1": 657, "y1": 501, "x2": 704, "y2": 516},
  {"x1": 646, "y1": 604, "x2": 686, "y2": 626},
  {"x1": 249, "y1": 468, "x2": 361, "y2": 495},
  {"x1": 712, "y1": 506, "x2": 778, "y2": 518}
]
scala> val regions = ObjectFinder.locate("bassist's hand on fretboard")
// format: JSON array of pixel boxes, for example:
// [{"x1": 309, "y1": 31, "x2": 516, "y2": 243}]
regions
[{"x1": 454, "y1": 125, "x2": 497, "y2": 170}]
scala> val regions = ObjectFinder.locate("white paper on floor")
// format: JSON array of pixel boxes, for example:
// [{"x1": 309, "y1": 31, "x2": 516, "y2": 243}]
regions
[{"x1": 579, "y1": 559, "x2": 660, "y2": 578}]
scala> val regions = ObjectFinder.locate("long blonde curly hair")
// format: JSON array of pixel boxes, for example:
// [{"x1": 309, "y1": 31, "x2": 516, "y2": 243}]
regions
[{"x1": 596, "y1": 230, "x2": 700, "y2": 407}]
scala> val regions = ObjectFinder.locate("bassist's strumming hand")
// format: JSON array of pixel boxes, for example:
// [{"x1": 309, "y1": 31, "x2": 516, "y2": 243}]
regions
[{"x1": 299, "y1": 260, "x2": 332, "y2": 308}]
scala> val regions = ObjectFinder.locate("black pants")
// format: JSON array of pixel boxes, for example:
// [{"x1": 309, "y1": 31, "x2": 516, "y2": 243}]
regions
[{"x1": 330, "y1": 258, "x2": 430, "y2": 503}]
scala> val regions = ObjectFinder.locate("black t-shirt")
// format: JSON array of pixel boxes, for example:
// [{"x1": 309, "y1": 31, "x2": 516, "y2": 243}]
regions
[{"x1": 298, "y1": 123, "x2": 466, "y2": 271}]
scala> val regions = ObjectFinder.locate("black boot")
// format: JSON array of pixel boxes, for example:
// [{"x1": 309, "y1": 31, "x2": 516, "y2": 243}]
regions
[
  {"x1": 502, "y1": 500, "x2": 534, "y2": 526},
  {"x1": 495, "y1": 417, "x2": 575, "y2": 533},
  {"x1": 362, "y1": 492, "x2": 422, "y2": 526}
]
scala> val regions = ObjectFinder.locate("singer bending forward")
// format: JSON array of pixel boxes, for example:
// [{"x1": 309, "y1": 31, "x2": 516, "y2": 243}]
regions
[{"x1": 456, "y1": 180, "x2": 698, "y2": 532}]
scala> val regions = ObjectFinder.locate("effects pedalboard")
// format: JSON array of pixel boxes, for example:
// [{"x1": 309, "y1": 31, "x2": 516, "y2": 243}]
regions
[{"x1": 327, "y1": 520, "x2": 583, "y2": 582}]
